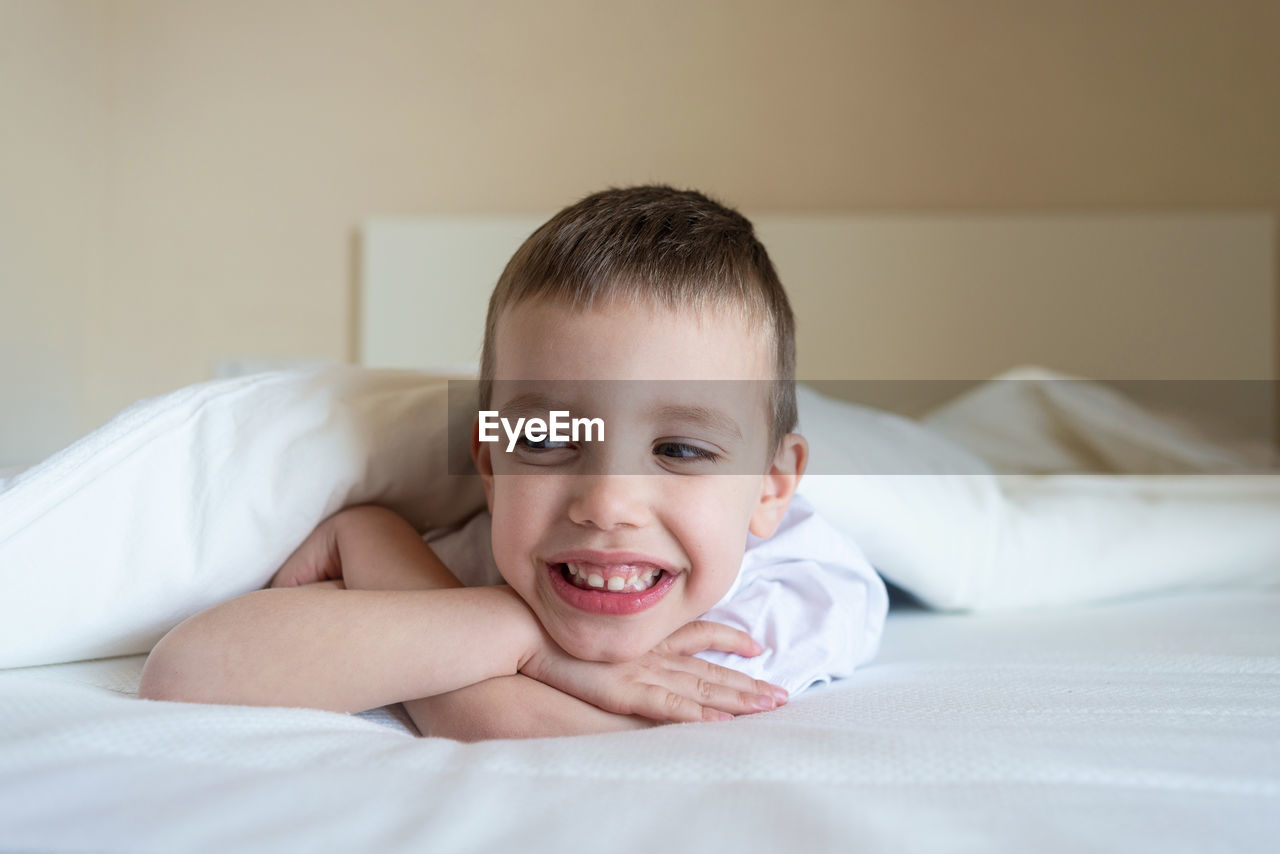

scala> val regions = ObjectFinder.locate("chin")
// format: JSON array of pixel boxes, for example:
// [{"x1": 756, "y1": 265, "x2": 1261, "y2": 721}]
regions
[{"x1": 560, "y1": 632, "x2": 654, "y2": 664}]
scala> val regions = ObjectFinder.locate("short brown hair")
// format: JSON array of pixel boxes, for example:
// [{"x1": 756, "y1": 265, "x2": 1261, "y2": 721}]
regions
[{"x1": 480, "y1": 185, "x2": 797, "y2": 451}]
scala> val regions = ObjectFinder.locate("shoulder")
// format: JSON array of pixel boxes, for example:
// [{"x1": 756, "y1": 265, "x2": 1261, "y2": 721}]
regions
[{"x1": 694, "y1": 494, "x2": 889, "y2": 693}]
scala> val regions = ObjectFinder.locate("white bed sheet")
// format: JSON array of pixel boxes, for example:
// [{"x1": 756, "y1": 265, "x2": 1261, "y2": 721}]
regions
[{"x1": 2, "y1": 588, "x2": 1276, "y2": 853}]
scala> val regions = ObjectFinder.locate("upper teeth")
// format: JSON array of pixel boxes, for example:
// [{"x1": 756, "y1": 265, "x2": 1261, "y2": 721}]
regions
[{"x1": 565, "y1": 562, "x2": 661, "y2": 592}]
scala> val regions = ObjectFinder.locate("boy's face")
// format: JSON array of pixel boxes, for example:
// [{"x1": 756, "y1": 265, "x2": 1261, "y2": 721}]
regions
[{"x1": 472, "y1": 297, "x2": 806, "y2": 662}]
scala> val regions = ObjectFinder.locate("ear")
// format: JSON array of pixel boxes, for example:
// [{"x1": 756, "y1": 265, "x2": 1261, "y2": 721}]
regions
[
  {"x1": 469, "y1": 418, "x2": 495, "y2": 513},
  {"x1": 748, "y1": 433, "x2": 808, "y2": 539}
]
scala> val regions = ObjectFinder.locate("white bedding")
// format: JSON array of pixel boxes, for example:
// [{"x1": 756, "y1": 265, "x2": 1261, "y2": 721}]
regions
[
  {"x1": 2, "y1": 588, "x2": 1276, "y2": 853},
  {"x1": 2, "y1": 366, "x2": 1278, "y2": 851},
  {"x1": 4, "y1": 366, "x2": 1278, "y2": 670}
]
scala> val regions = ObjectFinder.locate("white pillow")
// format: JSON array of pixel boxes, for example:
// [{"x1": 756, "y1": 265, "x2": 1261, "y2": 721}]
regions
[
  {"x1": 3, "y1": 370, "x2": 988, "y2": 670},
  {"x1": 793, "y1": 385, "x2": 1003, "y2": 610},
  {"x1": 0, "y1": 367, "x2": 486, "y2": 668},
  {"x1": 1, "y1": 372, "x2": 998, "y2": 669},
  {"x1": 5, "y1": 370, "x2": 1273, "y2": 669},
  {"x1": 796, "y1": 381, "x2": 1280, "y2": 612}
]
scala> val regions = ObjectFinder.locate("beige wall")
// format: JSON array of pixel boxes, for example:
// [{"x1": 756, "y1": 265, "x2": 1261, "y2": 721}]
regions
[
  {"x1": 1, "y1": 0, "x2": 108, "y2": 463},
  {"x1": 2, "y1": 0, "x2": 1278, "y2": 465}
]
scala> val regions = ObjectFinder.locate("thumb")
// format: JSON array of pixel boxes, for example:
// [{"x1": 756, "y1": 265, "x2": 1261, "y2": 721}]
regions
[{"x1": 660, "y1": 620, "x2": 763, "y2": 658}]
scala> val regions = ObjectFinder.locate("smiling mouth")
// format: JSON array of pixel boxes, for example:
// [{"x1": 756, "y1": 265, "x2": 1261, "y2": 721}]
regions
[
  {"x1": 559, "y1": 562, "x2": 666, "y2": 593},
  {"x1": 547, "y1": 560, "x2": 679, "y2": 615}
]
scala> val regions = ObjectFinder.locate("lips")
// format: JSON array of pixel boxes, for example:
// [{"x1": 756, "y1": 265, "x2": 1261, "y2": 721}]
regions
[{"x1": 544, "y1": 551, "x2": 680, "y2": 615}]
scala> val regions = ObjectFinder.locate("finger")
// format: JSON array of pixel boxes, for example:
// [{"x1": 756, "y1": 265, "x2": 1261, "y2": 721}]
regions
[
  {"x1": 270, "y1": 563, "x2": 338, "y2": 588},
  {"x1": 269, "y1": 551, "x2": 322, "y2": 588},
  {"x1": 659, "y1": 620, "x2": 764, "y2": 658},
  {"x1": 636, "y1": 684, "x2": 734, "y2": 724},
  {"x1": 269, "y1": 524, "x2": 343, "y2": 588},
  {"x1": 654, "y1": 667, "x2": 783, "y2": 716},
  {"x1": 269, "y1": 565, "x2": 307, "y2": 588},
  {"x1": 665, "y1": 656, "x2": 789, "y2": 707}
]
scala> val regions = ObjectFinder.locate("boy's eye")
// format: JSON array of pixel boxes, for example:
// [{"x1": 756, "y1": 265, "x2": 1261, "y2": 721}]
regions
[
  {"x1": 653, "y1": 442, "x2": 720, "y2": 462},
  {"x1": 517, "y1": 436, "x2": 571, "y2": 452}
]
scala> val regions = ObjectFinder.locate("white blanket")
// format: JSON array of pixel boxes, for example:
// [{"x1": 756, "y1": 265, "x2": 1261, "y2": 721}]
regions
[
  {"x1": 798, "y1": 368, "x2": 1280, "y2": 610},
  {"x1": 2, "y1": 368, "x2": 1278, "y2": 851},
  {"x1": 1, "y1": 588, "x2": 1276, "y2": 853},
  {"x1": 1, "y1": 366, "x2": 1278, "y2": 668}
]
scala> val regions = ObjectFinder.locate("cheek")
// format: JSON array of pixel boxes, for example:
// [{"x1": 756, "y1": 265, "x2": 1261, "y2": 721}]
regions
[
  {"x1": 675, "y1": 478, "x2": 762, "y2": 530},
  {"x1": 670, "y1": 481, "x2": 761, "y2": 601},
  {"x1": 490, "y1": 473, "x2": 548, "y2": 516},
  {"x1": 487, "y1": 480, "x2": 538, "y2": 563},
  {"x1": 488, "y1": 476, "x2": 565, "y2": 563}
]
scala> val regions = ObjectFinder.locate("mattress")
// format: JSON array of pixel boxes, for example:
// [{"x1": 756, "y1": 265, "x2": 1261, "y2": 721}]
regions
[{"x1": 2, "y1": 587, "x2": 1276, "y2": 853}]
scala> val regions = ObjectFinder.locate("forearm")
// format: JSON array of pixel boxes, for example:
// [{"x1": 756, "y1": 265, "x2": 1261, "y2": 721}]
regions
[
  {"x1": 406, "y1": 676, "x2": 656, "y2": 740},
  {"x1": 321, "y1": 508, "x2": 653, "y2": 738},
  {"x1": 139, "y1": 585, "x2": 539, "y2": 713},
  {"x1": 318, "y1": 506, "x2": 666, "y2": 739},
  {"x1": 333, "y1": 505, "x2": 466, "y2": 591}
]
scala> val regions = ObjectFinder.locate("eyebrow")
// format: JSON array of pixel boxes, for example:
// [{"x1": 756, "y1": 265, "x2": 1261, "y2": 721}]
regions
[
  {"x1": 493, "y1": 392, "x2": 745, "y2": 442},
  {"x1": 655, "y1": 404, "x2": 744, "y2": 442},
  {"x1": 493, "y1": 392, "x2": 574, "y2": 418}
]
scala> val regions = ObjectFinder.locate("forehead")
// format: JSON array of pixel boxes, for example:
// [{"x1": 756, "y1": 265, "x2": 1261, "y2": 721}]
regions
[{"x1": 491, "y1": 297, "x2": 772, "y2": 384}]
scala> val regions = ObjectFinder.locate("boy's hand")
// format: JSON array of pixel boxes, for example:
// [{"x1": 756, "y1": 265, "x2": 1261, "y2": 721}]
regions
[
  {"x1": 270, "y1": 506, "x2": 449, "y2": 592},
  {"x1": 520, "y1": 621, "x2": 789, "y2": 724},
  {"x1": 270, "y1": 515, "x2": 344, "y2": 589}
]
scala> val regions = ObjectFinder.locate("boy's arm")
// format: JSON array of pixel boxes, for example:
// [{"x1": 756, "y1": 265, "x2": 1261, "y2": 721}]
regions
[
  {"x1": 141, "y1": 506, "x2": 779, "y2": 731},
  {"x1": 266, "y1": 506, "x2": 780, "y2": 739},
  {"x1": 300, "y1": 507, "x2": 719, "y2": 737},
  {"x1": 409, "y1": 672, "x2": 655, "y2": 740},
  {"x1": 272, "y1": 504, "x2": 654, "y2": 737},
  {"x1": 138, "y1": 582, "x2": 541, "y2": 713}
]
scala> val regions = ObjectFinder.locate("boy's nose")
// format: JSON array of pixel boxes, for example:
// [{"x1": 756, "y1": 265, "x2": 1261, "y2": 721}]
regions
[{"x1": 567, "y1": 475, "x2": 652, "y2": 531}]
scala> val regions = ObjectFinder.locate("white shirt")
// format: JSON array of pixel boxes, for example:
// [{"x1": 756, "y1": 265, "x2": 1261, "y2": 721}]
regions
[{"x1": 423, "y1": 494, "x2": 888, "y2": 696}]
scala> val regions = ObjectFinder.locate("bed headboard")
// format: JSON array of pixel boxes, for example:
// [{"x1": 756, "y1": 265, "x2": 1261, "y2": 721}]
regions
[{"x1": 359, "y1": 212, "x2": 1276, "y2": 395}]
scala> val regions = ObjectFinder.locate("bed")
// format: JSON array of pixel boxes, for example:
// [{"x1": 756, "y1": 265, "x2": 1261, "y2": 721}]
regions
[
  {"x1": 2, "y1": 587, "x2": 1277, "y2": 853},
  {"x1": 1, "y1": 212, "x2": 1278, "y2": 852}
]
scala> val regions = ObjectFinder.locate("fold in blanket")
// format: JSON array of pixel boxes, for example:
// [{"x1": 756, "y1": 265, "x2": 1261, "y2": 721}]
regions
[
  {"x1": 917, "y1": 367, "x2": 1280, "y2": 609},
  {"x1": 923, "y1": 365, "x2": 1275, "y2": 475}
]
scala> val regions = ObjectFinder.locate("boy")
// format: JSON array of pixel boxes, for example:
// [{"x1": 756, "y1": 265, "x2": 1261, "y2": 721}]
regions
[{"x1": 139, "y1": 186, "x2": 888, "y2": 739}]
